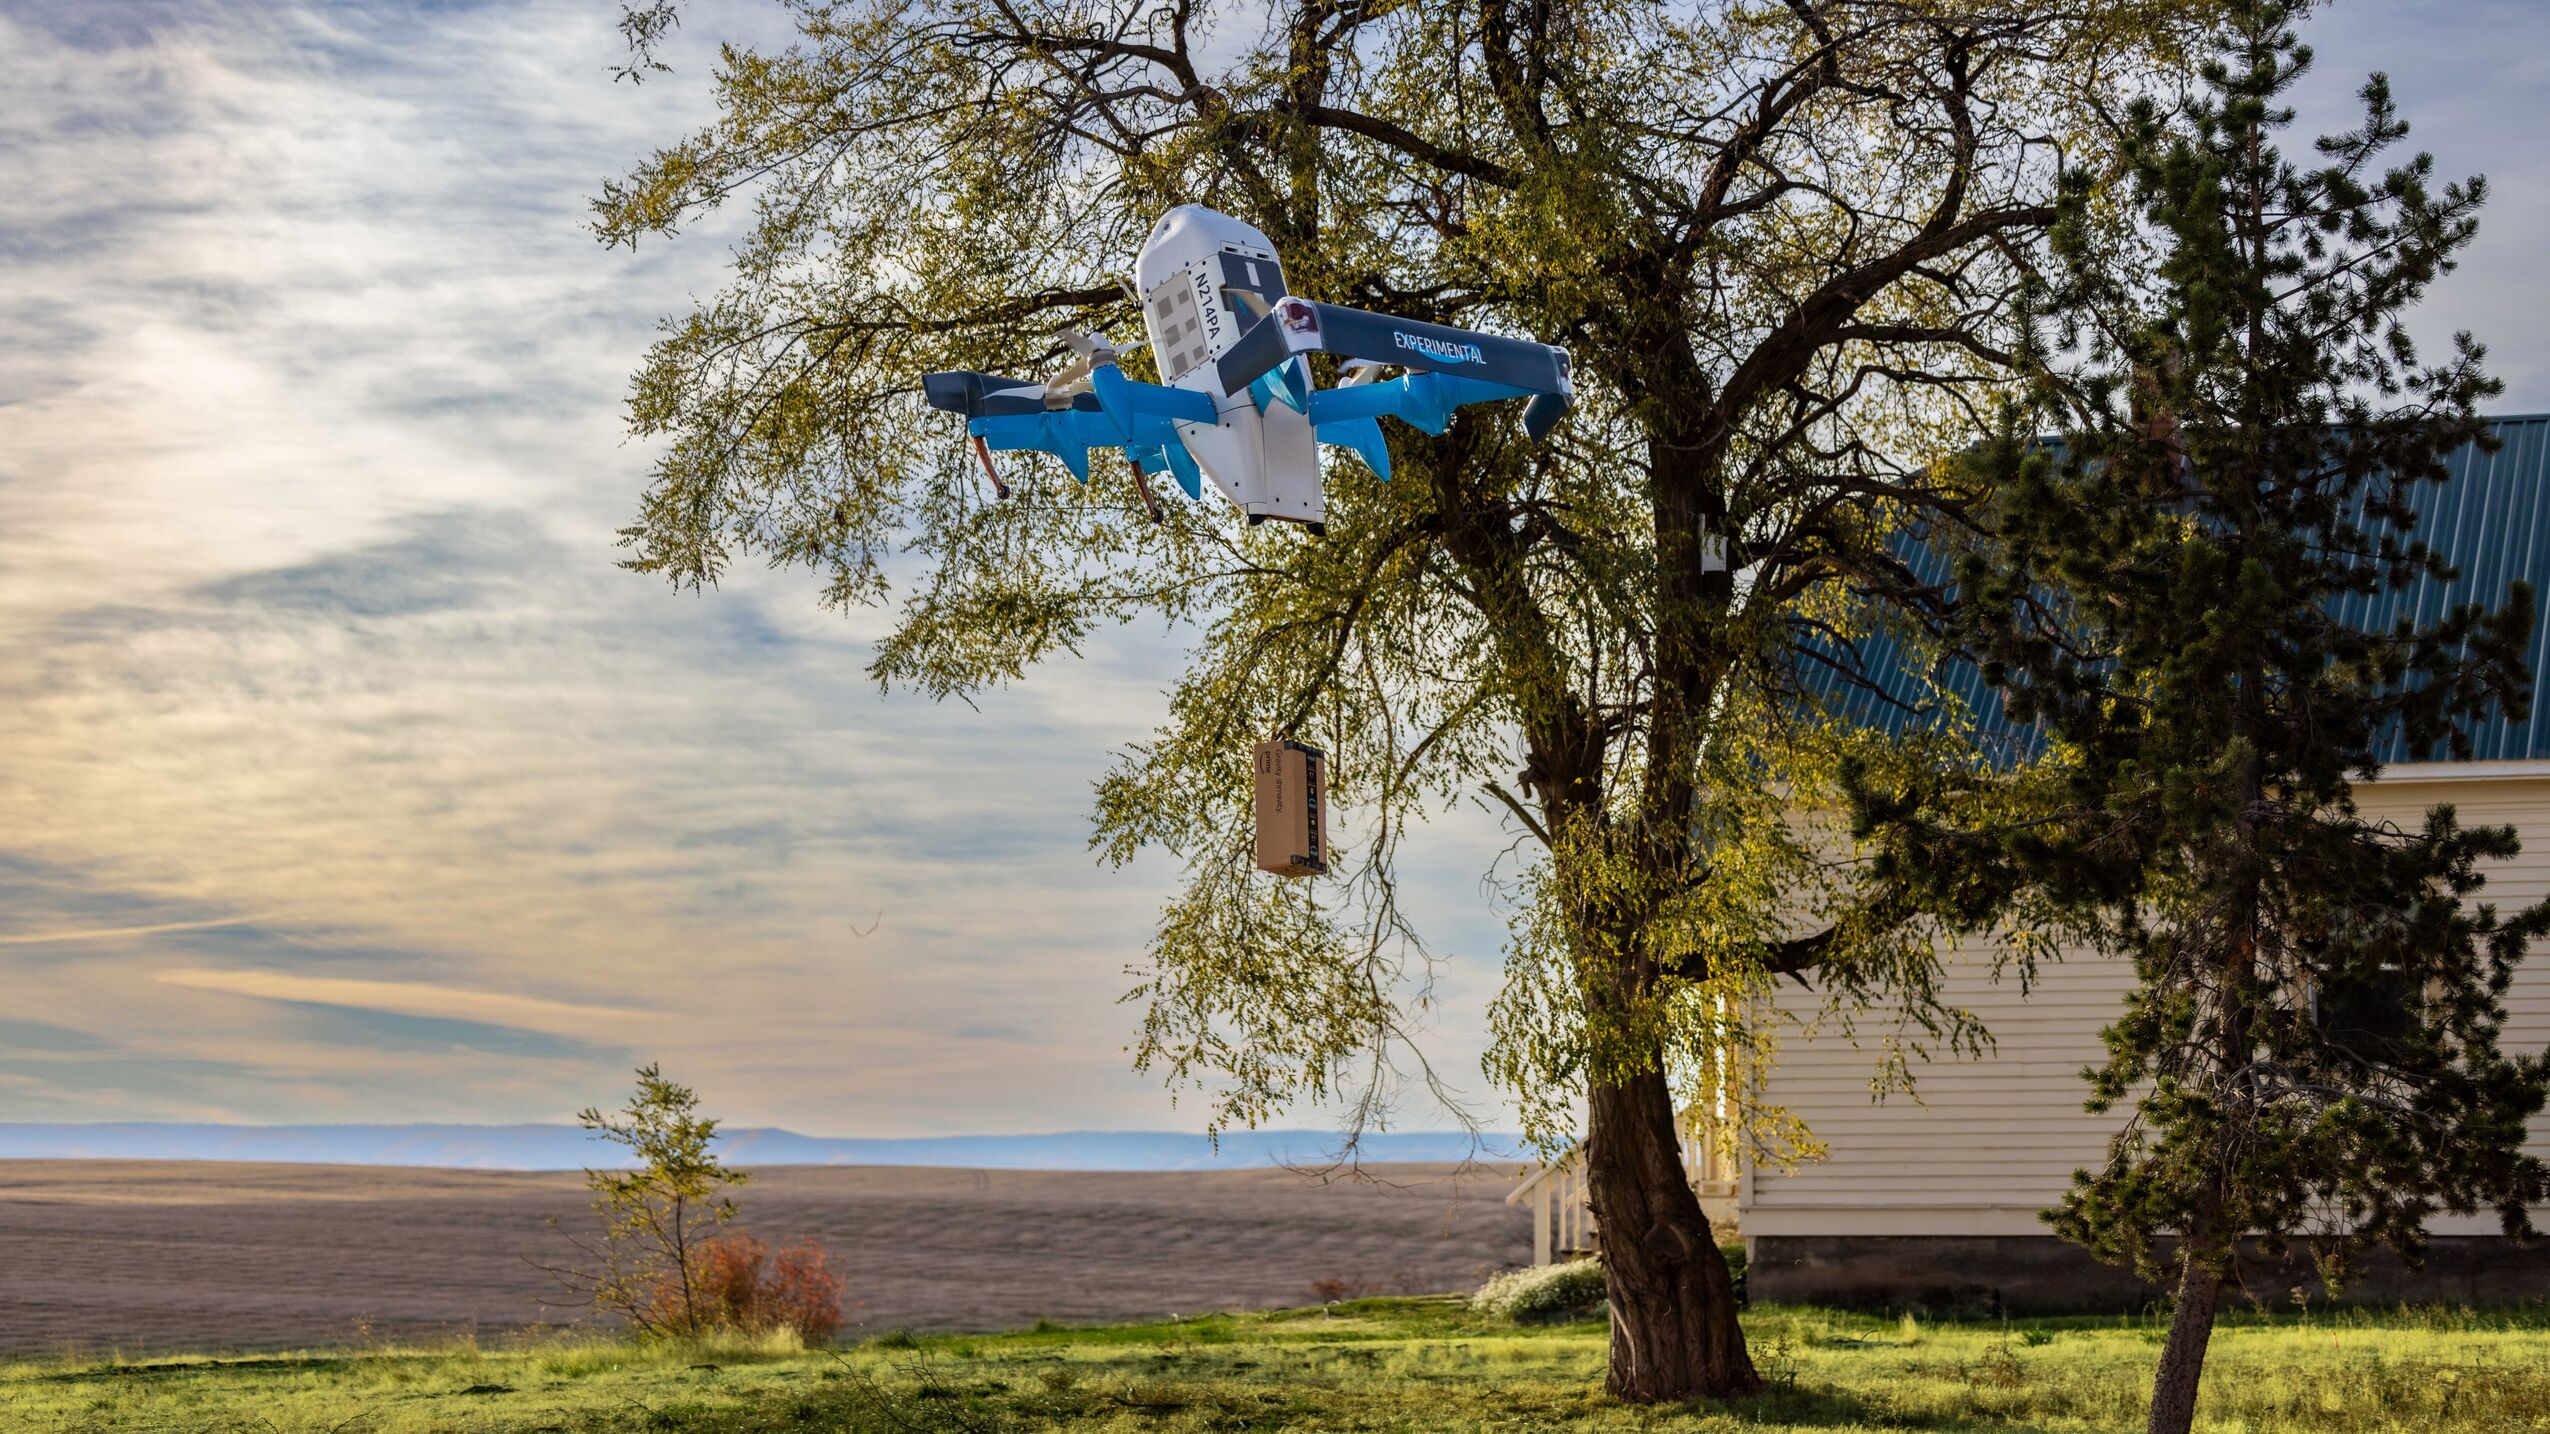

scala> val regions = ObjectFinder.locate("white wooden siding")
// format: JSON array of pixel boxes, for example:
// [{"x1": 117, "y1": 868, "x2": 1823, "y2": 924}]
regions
[{"x1": 1745, "y1": 775, "x2": 2550, "y2": 1237}]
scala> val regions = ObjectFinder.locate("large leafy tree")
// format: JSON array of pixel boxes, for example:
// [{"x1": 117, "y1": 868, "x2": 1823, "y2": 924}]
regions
[
  {"x1": 1860, "y1": 6, "x2": 2549, "y2": 1431},
  {"x1": 599, "y1": 0, "x2": 2201, "y2": 1399}
]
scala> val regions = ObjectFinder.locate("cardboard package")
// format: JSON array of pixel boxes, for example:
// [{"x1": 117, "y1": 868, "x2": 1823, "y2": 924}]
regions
[{"x1": 1252, "y1": 738, "x2": 1328, "y2": 877}]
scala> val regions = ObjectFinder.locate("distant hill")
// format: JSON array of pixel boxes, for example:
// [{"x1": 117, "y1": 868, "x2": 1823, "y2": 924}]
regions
[{"x1": 0, "y1": 1123, "x2": 1526, "y2": 1172}]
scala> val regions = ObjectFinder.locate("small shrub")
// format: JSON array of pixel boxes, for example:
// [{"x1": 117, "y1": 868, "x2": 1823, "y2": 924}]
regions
[
  {"x1": 1470, "y1": 1259, "x2": 1607, "y2": 1321},
  {"x1": 1759, "y1": 1332, "x2": 1799, "y2": 1393},
  {"x1": 1967, "y1": 1336, "x2": 2023, "y2": 1389},
  {"x1": 649, "y1": 1233, "x2": 847, "y2": 1343},
  {"x1": 761, "y1": 1239, "x2": 848, "y2": 1341}
]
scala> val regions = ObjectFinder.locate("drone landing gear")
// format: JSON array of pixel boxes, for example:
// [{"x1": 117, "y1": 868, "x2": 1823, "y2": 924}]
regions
[
  {"x1": 971, "y1": 435, "x2": 1009, "y2": 500},
  {"x1": 1126, "y1": 457, "x2": 1166, "y2": 525}
]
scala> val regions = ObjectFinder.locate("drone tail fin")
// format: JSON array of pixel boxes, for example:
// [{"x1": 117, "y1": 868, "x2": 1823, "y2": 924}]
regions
[
  {"x1": 1249, "y1": 357, "x2": 1309, "y2": 415},
  {"x1": 1162, "y1": 439, "x2": 1205, "y2": 500},
  {"x1": 1523, "y1": 390, "x2": 1569, "y2": 443},
  {"x1": 1321, "y1": 417, "x2": 1392, "y2": 481}
]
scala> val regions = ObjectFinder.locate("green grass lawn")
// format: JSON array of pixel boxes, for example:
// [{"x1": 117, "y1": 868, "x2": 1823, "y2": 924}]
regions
[{"x1": 8, "y1": 1299, "x2": 2550, "y2": 1432}]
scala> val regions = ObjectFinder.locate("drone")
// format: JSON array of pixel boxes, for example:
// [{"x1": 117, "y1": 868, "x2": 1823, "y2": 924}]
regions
[{"x1": 922, "y1": 205, "x2": 1574, "y2": 533}]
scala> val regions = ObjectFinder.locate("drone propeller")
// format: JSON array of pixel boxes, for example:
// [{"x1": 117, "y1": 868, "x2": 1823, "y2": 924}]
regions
[
  {"x1": 1053, "y1": 328, "x2": 1155, "y2": 524},
  {"x1": 1059, "y1": 327, "x2": 1120, "y2": 362},
  {"x1": 1041, "y1": 327, "x2": 1127, "y2": 408}
]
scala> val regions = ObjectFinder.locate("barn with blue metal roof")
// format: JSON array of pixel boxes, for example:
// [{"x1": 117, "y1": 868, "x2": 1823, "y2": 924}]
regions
[
  {"x1": 1739, "y1": 415, "x2": 2550, "y2": 1310},
  {"x1": 1809, "y1": 413, "x2": 2550, "y2": 763}
]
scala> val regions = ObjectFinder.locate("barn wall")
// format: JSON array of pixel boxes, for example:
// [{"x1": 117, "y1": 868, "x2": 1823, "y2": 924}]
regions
[
  {"x1": 1747, "y1": 1234, "x2": 2550, "y2": 1316},
  {"x1": 1743, "y1": 770, "x2": 2550, "y2": 1243}
]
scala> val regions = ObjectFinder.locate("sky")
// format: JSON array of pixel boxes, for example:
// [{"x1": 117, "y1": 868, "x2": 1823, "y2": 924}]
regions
[{"x1": 2, "y1": 0, "x2": 2547, "y2": 1137}]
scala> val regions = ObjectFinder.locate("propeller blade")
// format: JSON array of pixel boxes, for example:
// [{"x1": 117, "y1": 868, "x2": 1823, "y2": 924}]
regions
[{"x1": 1058, "y1": 328, "x2": 1120, "y2": 364}]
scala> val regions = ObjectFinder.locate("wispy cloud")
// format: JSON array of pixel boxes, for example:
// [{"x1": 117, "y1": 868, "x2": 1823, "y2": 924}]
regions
[
  {"x1": 0, "y1": 917, "x2": 268, "y2": 947},
  {"x1": 155, "y1": 968, "x2": 641, "y2": 1031}
]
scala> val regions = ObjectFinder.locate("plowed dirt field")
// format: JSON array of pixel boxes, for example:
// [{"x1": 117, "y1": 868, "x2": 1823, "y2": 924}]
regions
[{"x1": 0, "y1": 1161, "x2": 1530, "y2": 1356}]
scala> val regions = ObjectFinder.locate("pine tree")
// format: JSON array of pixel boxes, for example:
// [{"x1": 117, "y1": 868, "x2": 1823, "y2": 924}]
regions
[{"x1": 1861, "y1": 6, "x2": 2550, "y2": 1431}]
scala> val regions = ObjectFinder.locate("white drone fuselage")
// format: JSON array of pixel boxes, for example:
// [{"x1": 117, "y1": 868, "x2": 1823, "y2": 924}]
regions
[{"x1": 1134, "y1": 206, "x2": 1325, "y2": 528}]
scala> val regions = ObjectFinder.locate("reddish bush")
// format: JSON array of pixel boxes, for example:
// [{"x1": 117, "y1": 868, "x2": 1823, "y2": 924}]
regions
[
  {"x1": 687, "y1": 1233, "x2": 770, "y2": 1332},
  {"x1": 646, "y1": 1233, "x2": 846, "y2": 1341},
  {"x1": 758, "y1": 1240, "x2": 847, "y2": 1341}
]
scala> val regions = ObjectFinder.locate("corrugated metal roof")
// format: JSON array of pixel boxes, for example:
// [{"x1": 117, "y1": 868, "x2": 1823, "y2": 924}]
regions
[{"x1": 1809, "y1": 415, "x2": 2550, "y2": 765}]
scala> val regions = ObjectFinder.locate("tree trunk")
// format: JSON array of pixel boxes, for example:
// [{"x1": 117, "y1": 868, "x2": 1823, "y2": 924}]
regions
[
  {"x1": 2146, "y1": 1247, "x2": 2223, "y2": 1434},
  {"x1": 1583, "y1": 1062, "x2": 1759, "y2": 1401}
]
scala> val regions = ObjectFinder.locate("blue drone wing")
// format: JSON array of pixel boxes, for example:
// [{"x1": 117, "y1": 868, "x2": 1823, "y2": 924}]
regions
[
  {"x1": 1215, "y1": 300, "x2": 1573, "y2": 446},
  {"x1": 923, "y1": 366, "x2": 1215, "y2": 493},
  {"x1": 1301, "y1": 372, "x2": 1557, "y2": 483},
  {"x1": 967, "y1": 407, "x2": 1111, "y2": 482}
]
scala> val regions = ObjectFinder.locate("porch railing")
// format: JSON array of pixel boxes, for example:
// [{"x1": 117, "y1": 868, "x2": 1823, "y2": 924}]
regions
[{"x1": 1505, "y1": 1107, "x2": 1737, "y2": 1266}]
